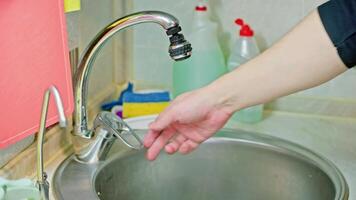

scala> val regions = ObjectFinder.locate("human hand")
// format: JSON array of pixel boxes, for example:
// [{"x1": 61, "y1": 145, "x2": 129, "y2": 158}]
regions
[{"x1": 143, "y1": 87, "x2": 233, "y2": 161}]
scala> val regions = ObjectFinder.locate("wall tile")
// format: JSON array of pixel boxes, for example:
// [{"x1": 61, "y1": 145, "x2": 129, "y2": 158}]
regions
[
  {"x1": 133, "y1": 45, "x2": 173, "y2": 89},
  {"x1": 79, "y1": 0, "x2": 117, "y2": 99},
  {"x1": 303, "y1": 0, "x2": 327, "y2": 15},
  {"x1": 65, "y1": 12, "x2": 80, "y2": 50}
]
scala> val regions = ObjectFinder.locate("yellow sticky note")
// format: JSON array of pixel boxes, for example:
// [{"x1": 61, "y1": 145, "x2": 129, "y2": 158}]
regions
[{"x1": 64, "y1": 0, "x2": 81, "y2": 13}]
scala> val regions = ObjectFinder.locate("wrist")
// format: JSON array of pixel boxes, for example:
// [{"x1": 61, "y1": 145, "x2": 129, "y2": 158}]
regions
[{"x1": 203, "y1": 73, "x2": 244, "y2": 115}]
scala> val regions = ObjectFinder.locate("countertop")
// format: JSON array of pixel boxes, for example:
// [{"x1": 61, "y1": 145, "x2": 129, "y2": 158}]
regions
[{"x1": 46, "y1": 111, "x2": 356, "y2": 199}]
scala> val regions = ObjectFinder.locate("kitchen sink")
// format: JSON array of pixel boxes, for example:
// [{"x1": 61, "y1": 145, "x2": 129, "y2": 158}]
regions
[{"x1": 53, "y1": 128, "x2": 348, "y2": 200}]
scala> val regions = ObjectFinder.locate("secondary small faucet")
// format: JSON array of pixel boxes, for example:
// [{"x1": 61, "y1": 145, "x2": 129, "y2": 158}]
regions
[
  {"x1": 37, "y1": 86, "x2": 67, "y2": 200},
  {"x1": 72, "y1": 11, "x2": 192, "y2": 163}
]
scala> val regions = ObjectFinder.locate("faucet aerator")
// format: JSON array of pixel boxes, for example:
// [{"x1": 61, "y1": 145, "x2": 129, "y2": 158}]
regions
[{"x1": 167, "y1": 27, "x2": 192, "y2": 61}]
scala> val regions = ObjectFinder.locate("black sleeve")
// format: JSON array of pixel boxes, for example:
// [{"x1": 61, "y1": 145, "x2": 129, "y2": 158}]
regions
[{"x1": 318, "y1": 0, "x2": 356, "y2": 68}]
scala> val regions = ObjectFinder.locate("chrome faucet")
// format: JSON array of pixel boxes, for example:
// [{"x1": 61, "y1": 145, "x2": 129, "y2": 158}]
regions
[
  {"x1": 72, "y1": 11, "x2": 192, "y2": 163},
  {"x1": 37, "y1": 86, "x2": 67, "y2": 200}
]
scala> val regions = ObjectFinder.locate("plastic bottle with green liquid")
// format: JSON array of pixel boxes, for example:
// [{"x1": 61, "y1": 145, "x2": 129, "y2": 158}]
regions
[{"x1": 173, "y1": 1, "x2": 226, "y2": 97}]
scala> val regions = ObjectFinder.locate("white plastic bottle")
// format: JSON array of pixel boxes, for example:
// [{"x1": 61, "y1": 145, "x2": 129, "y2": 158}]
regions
[
  {"x1": 228, "y1": 18, "x2": 263, "y2": 123},
  {"x1": 172, "y1": 1, "x2": 226, "y2": 97}
]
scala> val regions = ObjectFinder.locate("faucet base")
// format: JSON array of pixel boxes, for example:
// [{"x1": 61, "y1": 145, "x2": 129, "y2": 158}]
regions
[{"x1": 73, "y1": 112, "x2": 142, "y2": 163}]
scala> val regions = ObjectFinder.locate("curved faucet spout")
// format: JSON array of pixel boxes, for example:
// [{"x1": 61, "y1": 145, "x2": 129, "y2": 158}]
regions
[{"x1": 73, "y1": 11, "x2": 192, "y2": 160}]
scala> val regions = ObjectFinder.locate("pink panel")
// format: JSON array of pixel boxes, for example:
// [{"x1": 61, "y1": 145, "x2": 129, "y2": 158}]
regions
[{"x1": 0, "y1": 0, "x2": 73, "y2": 148}]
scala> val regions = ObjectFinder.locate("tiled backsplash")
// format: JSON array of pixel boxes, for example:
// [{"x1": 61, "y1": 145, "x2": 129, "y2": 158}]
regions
[
  {"x1": 65, "y1": 0, "x2": 129, "y2": 99},
  {"x1": 130, "y1": 0, "x2": 356, "y2": 100}
]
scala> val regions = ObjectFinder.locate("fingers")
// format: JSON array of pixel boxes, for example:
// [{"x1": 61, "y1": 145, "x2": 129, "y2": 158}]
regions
[
  {"x1": 146, "y1": 127, "x2": 176, "y2": 161},
  {"x1": 175, "y1": 124, "x2": 206, "y2": 144},
  {"x1": 143, "y1": 129, "x2": 160, "y2": 148},
  {"x1": 164, "y1": 124, "x2": 206, "y2": 155},
  {"x1": 144, "y1": 106, "x2": 177, "y2": 148},
  {"x1": 165, "y1": 134, "x2": 187, "y2": 154},
  {"x1": 179, "y1": 140, "x2": 199, "y2": 154}
]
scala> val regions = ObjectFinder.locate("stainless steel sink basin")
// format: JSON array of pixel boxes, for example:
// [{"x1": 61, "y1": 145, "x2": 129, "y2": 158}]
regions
[{"x1": 53, "y1": 129, "x2": 348, "y2": 200}]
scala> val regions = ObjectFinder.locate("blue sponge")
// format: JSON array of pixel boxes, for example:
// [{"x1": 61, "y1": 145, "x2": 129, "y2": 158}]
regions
[{"x1": 123, "y1": 91, "x2": 170, "y2": 103}]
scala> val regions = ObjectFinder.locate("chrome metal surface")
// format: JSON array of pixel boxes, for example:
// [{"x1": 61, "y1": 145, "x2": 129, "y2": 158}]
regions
[
  {"x1": 53, "y1": 129, "x2": 348, "y2": 200},
  {"x1": 37, "y1": 86, "x2": 67, "y2": 200},
  {"x1": 76, "y1": 112, "x2": 143, "y2": 163},
  {"x1": 72, "y1": 11, "x2": 191, "y2": 162},
  {"x1": 169, "y1": 40, "x2": 192, "y2": 60}
]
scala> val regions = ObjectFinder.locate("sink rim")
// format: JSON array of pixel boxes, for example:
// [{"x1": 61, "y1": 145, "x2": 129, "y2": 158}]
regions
[{"x1": 53, "y1": 129, "x2": 349, "y2": 200}]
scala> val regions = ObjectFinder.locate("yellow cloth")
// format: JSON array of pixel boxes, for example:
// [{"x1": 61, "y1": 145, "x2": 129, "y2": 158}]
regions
[{"x1": 123, "y1": 102, "x2": 169, "y2": 118}]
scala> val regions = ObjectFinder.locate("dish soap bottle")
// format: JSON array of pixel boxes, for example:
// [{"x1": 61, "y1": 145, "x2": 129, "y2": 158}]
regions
[
  {"x1": 228, "y1": 18, "x2": 263, "y2": 123},
  {"x1": 173, "y1": 0, "x2": 226, "y2": 97}
]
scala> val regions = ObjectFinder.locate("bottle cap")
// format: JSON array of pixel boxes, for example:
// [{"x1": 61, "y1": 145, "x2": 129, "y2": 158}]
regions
[
  {"x1": 195, "y1": 0, "x2": 207, "y2": 12},
  {"x1": 195, "y1": 6, "x2": 207, "y2": 11},
  {"x1": 235, "y1": 18, "x2": 254, "y2": 37}
]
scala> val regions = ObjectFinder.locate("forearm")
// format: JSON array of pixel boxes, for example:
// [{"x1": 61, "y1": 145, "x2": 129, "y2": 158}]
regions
[{"x1": 209, "y1": 10, "x2": 347, "y2": 113}]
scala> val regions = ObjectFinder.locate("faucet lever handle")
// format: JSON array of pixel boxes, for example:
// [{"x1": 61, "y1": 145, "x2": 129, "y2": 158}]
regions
[{"x1": 94, "y1": 112, "x2": 143, "y2": 150}]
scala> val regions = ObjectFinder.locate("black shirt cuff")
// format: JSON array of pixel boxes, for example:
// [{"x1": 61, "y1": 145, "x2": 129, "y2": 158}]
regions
[{"x1": 318, "y1": 0, "x2": 356, "y2": 68}]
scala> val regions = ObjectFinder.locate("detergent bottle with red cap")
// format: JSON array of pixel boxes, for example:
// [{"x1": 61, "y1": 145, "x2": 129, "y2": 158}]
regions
[
  {"x1": 173, "y1": 0, "x2": 226, "y2": 97},
  {"x1": 227, "y1": 18, "x2": 260, "y2": 71},
  {"x1": 228, "y1": 18, "x2": 264, "y2": 123}
]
